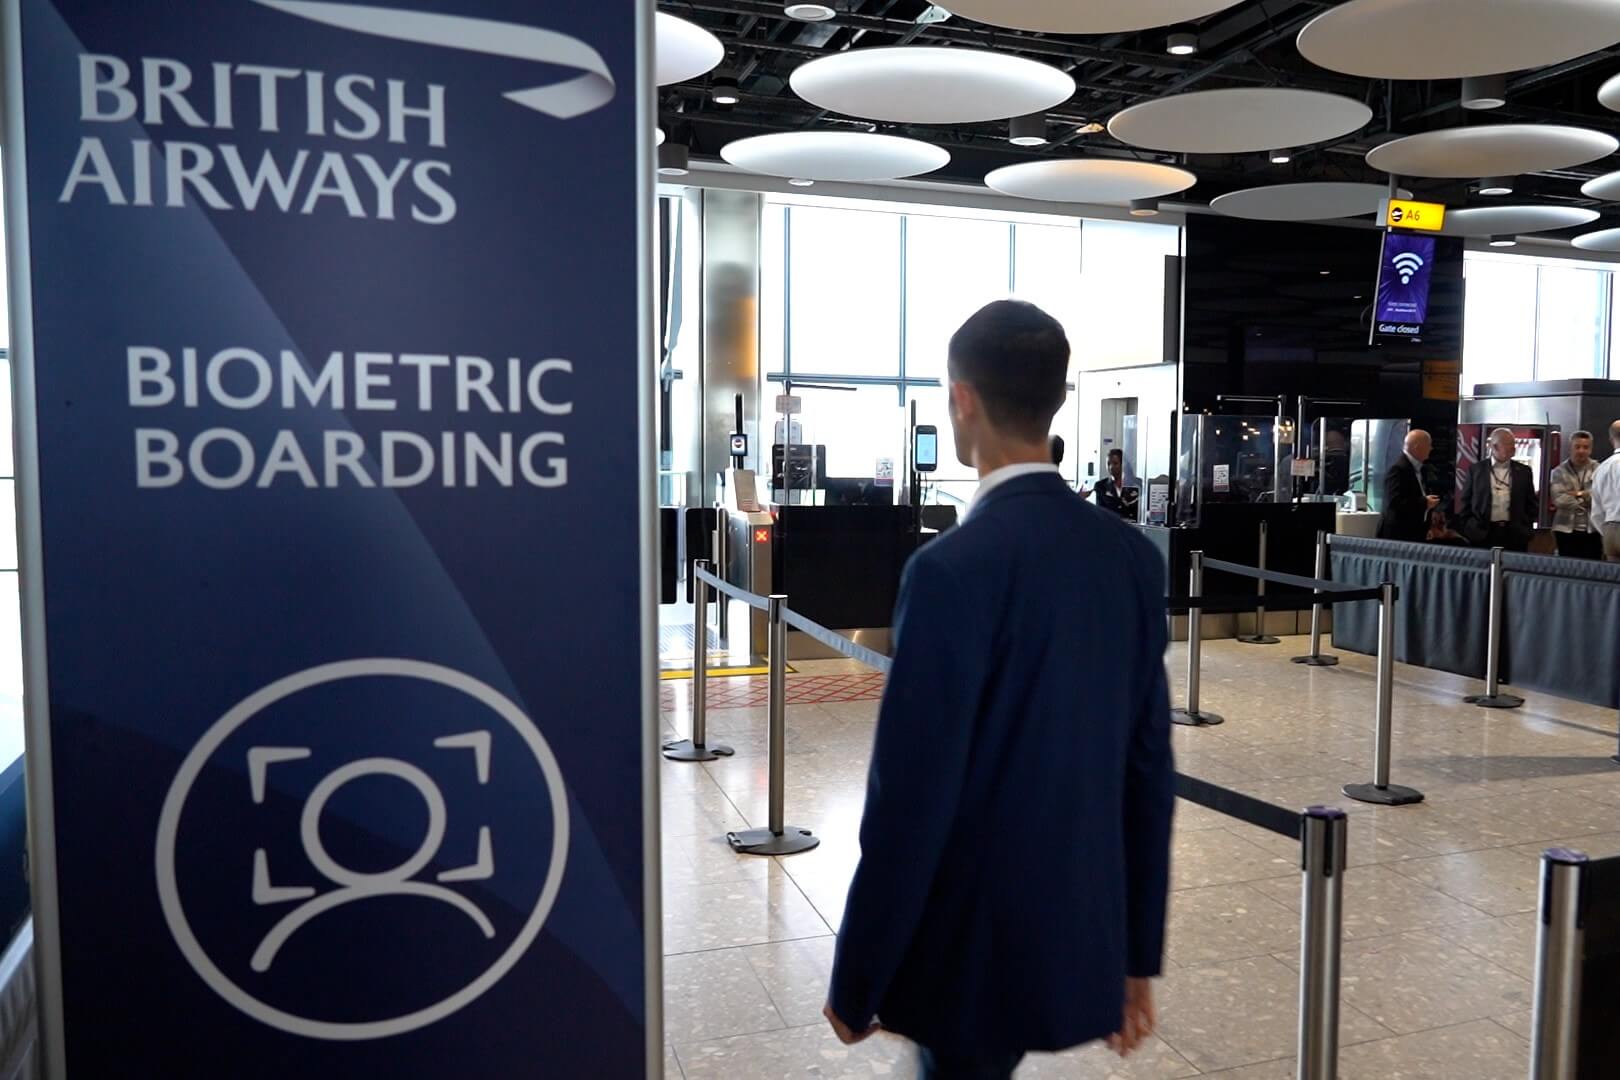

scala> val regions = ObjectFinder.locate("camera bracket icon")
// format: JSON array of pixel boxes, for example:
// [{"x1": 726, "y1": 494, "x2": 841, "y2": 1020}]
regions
[{"x1": 246, "y1": 732, "x2": 499, "y2": 973}]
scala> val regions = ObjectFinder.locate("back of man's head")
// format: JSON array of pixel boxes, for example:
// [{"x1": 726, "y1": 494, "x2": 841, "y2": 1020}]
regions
[
  {"x1": 1611, "y1": 420, "x2": 1620, "y2": 449},
  {"x1": 948, "y1": 300, "x2": 1069, "y2": 443}
]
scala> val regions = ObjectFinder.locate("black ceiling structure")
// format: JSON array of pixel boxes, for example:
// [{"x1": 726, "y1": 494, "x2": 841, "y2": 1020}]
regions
[{"x1": 656, "y1": 0, "x2": 1620, "y2": 231}]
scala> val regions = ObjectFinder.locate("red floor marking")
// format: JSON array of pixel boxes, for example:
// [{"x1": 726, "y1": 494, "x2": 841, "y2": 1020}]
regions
[{"x1": 659, "y1": 671, "x2": 886, "y2": 712}]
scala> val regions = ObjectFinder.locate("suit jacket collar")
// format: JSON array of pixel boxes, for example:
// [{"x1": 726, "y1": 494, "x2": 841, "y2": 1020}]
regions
[{"x1": 970, "y1": 470, "x2": 1070, "y2": 516}]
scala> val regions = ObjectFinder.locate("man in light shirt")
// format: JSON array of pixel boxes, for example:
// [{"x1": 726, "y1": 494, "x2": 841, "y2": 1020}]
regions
[
  {"x1": 1457, "y1": 427, "x2": 1537, "y2": 552},
  {"x1": 1591, "y1": 420, "x2": 1620, "y2": 563}
]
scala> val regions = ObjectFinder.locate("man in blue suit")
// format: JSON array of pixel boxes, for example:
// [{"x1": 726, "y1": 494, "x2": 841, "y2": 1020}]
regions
[{"x1": 824, "y1": 300, "x2": 1175, "y2": 1079}]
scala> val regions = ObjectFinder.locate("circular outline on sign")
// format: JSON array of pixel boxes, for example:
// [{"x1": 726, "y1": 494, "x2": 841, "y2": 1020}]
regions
[{"x1": 154, "y1": 658, "x2": 571, "y2": 1041}]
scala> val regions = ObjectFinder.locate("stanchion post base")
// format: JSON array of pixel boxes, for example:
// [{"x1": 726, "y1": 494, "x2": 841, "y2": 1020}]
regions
[
  {"x1": 1290, "y1": 654, "x2": 1340, "y2": 667},
  {"x1": 1342, "y1": 782, "x2": 1425, "y2": 806},
  {"x1": 727, "y1": 827, "x2": 820, "y2": 856},
  {"x1": 1236, "y1": 634, "x2": 1281, "y2": 645},
  {"x1": 1172, "y1": 709, "x2": 1225, "y2": 727},
  {"x1": 1464, "y1": 693, "x2": 1525, "y2": 710},
  {"x1": 662, "y1": 739, "x2": 734, "y2": 762}
]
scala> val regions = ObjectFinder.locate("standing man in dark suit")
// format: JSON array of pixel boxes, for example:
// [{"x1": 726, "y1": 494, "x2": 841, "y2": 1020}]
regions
[
  {"x1": 1377, "y1": 428, "x2": 1439, "y2": 542},
  {"x1": 1457, "y1": 427, "x2": 1538, "y2": 552},
  {"x1": 1092, "y1": 447, "x2": 1137, "y2": 521},
  {"x1": 824, "y1": 301, "x2": 1174, "y2": 1078}
]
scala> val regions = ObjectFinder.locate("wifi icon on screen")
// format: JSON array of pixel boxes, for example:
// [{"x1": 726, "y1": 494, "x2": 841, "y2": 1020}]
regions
[{"x1": 1392, "y1": 252, "x2": 1425, "y2": 285}]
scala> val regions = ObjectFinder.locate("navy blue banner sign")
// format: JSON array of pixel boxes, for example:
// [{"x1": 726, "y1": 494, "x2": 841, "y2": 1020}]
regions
[{"x1": 2, "y1": 1, "x2": 657, "y2": 1075}]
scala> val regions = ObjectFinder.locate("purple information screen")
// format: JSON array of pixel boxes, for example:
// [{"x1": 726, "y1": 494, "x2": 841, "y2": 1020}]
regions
[{"x1": 1373, "y1": 232, "x2": 1437, "y2": 339}]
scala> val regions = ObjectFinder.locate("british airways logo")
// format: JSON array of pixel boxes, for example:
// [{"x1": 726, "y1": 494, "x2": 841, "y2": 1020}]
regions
[{"x1": 58, "y1": 1, "x2": 615, "y2": 225}]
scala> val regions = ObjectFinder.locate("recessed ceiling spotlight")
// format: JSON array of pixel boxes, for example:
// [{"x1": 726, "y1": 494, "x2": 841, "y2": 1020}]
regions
[
  {"x1": 788, "y1": 177, "x2": 816, "y2": 187},
  {"x1": 1490, "y1": 234, "x2": 1518, "y2": 247},
  {"x1": 1167, "y1": 31, "x2": 1199, "y2": 57},
  {"x1": 1461, "y1": 74, "x2": 1507, "y2": 111},
  {"x1": 1009, "y1": 113, "x2": 1049, "y2": 147},
  {"x1": 657, "y1": 142, "x2": 691, "y2": 177},
  {"x1": 1129, "y1": 197, "x2": 1161, "y2": 217},
  {"x1": 656, "y1": 127, "x2": 666, "y2": 146},
  {"x1": 1075, "y1": 121, "x2": 1105, "y2": 136},
  {"x1": 1319, "y1": 269, "x2": 1331, "y2": 276},
  {"x1": 1269, "y1": 148, "x2": 1293, "y2": 165},
  {"x1": 784, "y1": 3, "x2": 836, "y2": 21},
  {"x1": 1477, "y1": 176, "x2": 1515, "y2": 196},
  {"x1": 711, "y1": 77, "x2": 741, "y2": 107}
]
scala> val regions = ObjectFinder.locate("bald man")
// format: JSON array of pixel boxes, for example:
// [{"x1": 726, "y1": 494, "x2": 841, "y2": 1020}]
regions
[
  {"x1": 1377, "y1": 429, "x2": 1439, "y2": 543},
  {"x1": 1457, "y1": 428, "x2": 1537, "y2": 552}
]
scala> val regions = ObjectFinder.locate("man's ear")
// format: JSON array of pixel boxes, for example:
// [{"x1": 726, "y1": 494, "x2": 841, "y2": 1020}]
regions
[{"x1": 949, "y1": 380, "x2": 978, "y2": 424}]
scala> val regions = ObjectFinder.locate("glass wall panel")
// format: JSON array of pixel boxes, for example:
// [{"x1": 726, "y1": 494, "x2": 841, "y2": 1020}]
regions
[
  {"x1": 1076, "y1": 219, "x2": 1178, "y2": 370},
  {"x1": 1535, "y1": 265, "x2": 1608, "y2": 380},
  {"x1": 786, "y1": 206, "x2": 902, "y2": 377},
  {"x1": 903, "y1": 216, "x2": 1011, "y2": 382},
  {"x1": 1462, "y1": 255, "x2": 1537, "y2": 392}
]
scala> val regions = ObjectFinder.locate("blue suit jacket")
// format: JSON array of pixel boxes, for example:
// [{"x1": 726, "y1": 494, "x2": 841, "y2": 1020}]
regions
[{"x1": 829, "y1": 472, "x2": 1175, "y2": 1056}]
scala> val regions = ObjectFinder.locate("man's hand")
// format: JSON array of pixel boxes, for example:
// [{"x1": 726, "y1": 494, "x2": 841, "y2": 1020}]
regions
[
  {"x1": 1107, "y1": 977, "x2": 1156, "y2": 1058},
  {"x1": 1425, "y1": 494, "x2": 1441, "y2": 510},
  {"x1": 823, "y1": 1004, "x2": 880, "y2": 1046}
]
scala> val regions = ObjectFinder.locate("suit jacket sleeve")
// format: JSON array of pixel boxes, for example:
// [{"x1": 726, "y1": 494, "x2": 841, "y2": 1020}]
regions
[
  {"x1": 1379, "y1": 463, "x2": 1423, "y2": 540},
  {"x1": 1515, "y1": 464, "x2": 1539, "y2": 532},
  {"x1": 828, "y1": 553, "x2": 984, "y2": 1031},
  {"x1": 1455, "y1": 465, "x2": 1486, "y2": 545},
  {"x1": 1123, "y1": 548, "x2": 1174, "y2": 977}
]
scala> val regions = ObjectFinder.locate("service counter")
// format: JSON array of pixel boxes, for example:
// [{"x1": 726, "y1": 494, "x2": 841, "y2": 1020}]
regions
[
  {"x1": 721, "y1": 504, "x2": 944, "y2": 659},
  {"x1": 1143, "y1": 502, "x2": 1339, "y2": 641}
]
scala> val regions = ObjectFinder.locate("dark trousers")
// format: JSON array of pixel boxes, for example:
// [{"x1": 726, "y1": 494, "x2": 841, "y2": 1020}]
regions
[
  {"x1": 1556, "y1": 530, "x2": 1604, "y2": 560},
  {"x1": 918, "y1": 1047, "x2": 1025, "y2": 1080},
  {"x1": 1485, "y1": 522, "x2": 1528, "y2": 553}
]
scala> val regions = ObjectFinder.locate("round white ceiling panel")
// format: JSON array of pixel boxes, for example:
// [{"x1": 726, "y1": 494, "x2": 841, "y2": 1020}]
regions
[
  {"x1": 1573, "y1": 228, "x2": 1620, "y2": 252},
  {"x1": 1583, "y1": 169, "x2": 1620, "y2": 201},
  {"x1": 790, "y1": 46, "x2": 1075, "y2": 124},
  {"x1": 1108, "y1": 89, "x2": 1372, "y2": 154},
  {"x1": 721, "y1": 132, "x2": 949, "y2": 181},
  {"x1": 940, "y1": 0, "x2": 1244, "y2": 33},
  {"x1": 657, "y1": 13, "x2": 724, "y2": 86},
  {"x1": 1440, "y1": 205, "x2": 1600, "y2": 237},
  {"x1": 1299, "y1": 0, "x2": 1620, "y2": 79},
  {"x1": 1211, "y1": 182, "x2": 1396, "y2": 222},
  {"x1": 1366, "y1": 125, "x2": 1618, "y2": 178},
  {"x1": 985, "y1": 159, "x2": 1197, "y2": 204},
  {"x1": 1602, "y1": 72, "x2": 1620, "y2": 112}
]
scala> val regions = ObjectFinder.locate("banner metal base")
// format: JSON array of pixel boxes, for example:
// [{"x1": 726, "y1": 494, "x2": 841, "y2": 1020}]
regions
[
  {"x1": 727, "y1": 827, "x2": 820, "y2": 856},
  {"x1": 1343, "y1": 782, "x2": 1424, "y2": 806},
  {"x1": 1464, "y1": 693, "x2": 1525, "y2": 710},
  {"x1": 1172, "y1": 709, "x2": 1225, "y2": 727},
  {"x1": 662, "y1": 740, "x2": 734, "y2": 762},
  {"x1": 1291, "y1": 654, "x2": 1340, "y2": 667},
  {"x1": 1237, "y1": 634, "x2": 1281, "y2": 645}
]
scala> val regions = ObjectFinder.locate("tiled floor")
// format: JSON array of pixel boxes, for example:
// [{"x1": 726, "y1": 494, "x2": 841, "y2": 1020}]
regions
[{"x1": 658, "y1": 638, "x2": 1620, "y2": 1078}]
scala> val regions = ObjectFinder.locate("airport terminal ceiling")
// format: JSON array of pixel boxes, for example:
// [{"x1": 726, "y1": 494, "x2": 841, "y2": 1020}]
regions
[{"x1": 656, "y1": 0, "x2": 1620, "y2": 231}]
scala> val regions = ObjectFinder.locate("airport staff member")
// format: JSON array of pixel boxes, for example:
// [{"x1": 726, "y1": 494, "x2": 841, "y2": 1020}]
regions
[
  {"x1": 824, "y1": 301, "x2": 1174, "y2": 1080},
  {"x1": 1551, "y1": 431, "x2": 1602, "y2": 559},
  {"x1": 1092, "y1": 448, "x2": 1137, "y2": 521},
  {"x1": 1591, "y1": 420, "x2": 1620, "y2": 562},
  {"x1": 1377, "y1": 429, "x2": 1438, "y2": 542},
  {"x1": 1458, "y1": 427, "x2": 1538, "y2": 552}
]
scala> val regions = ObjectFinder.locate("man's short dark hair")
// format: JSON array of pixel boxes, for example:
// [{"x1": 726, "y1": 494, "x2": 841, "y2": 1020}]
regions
[
  {"x1": 1573, "y1": 430, "x2": 1593, "y2": 443},
  {"x1": 1108, "y1": 448, "x2": 1123, "y2": 462},
  {"x1": 948, "y1": 300, "x2": 1070, "y2": 442}
]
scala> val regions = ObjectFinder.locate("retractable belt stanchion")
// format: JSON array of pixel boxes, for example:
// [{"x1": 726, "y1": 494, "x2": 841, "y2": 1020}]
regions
[
  {"x1": 1343, "y1": 583, "x2": 1424, "y2": 806},
  {"x1": 1297, "y1": 807, "x2": 1347, "y2": 1080},
  {"x1": 1531, "y1": 849, "x2": 1589, "y2": 1080},
  {"x1": 1173, "y1": 552, "x2": 1225, "y2": 727},
  {"x1": 1292, "y1": 530, "x2": 1340, "y2": 667},
  {"x1": 1465, "y1": 547, "x2": 1525, "y2": 710},
  {"x1": 664, "y1": 560, "x2": 735, "y2": 763},
  {"x1": 728, "y1": 595, "x2": 819, "y2": 856},
  {"x1": 1237, "y1": 520, "x2": 1281, "y2": 645}
]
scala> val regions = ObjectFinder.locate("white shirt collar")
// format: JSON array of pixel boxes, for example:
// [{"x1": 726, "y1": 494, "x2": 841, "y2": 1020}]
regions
[{"x1": 963, "y1": 463, "x2": 1060, "y2": 521}]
